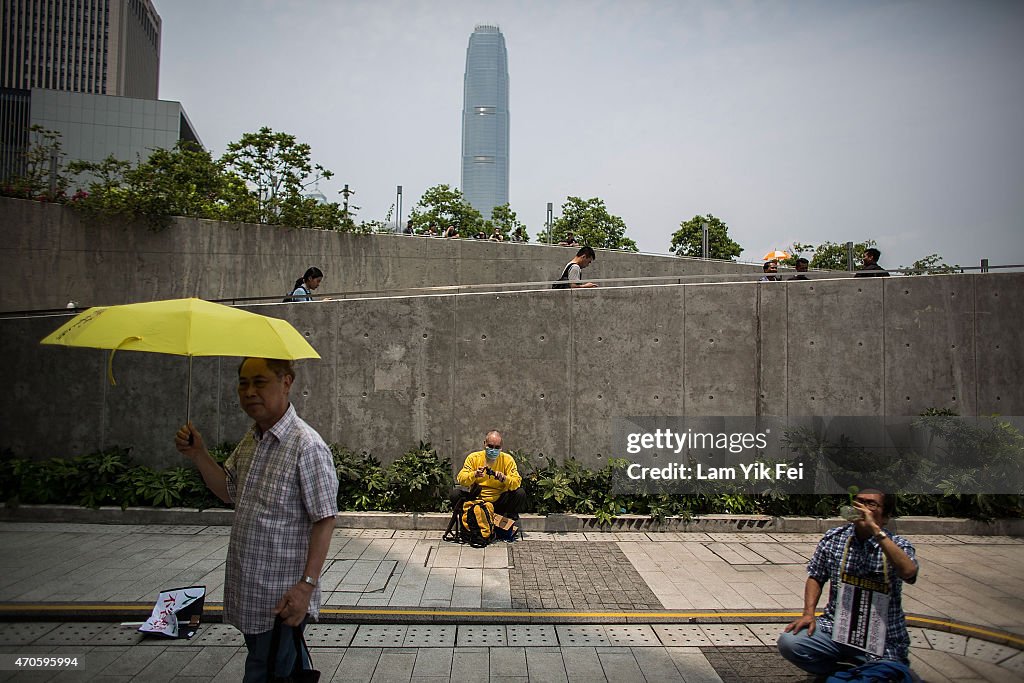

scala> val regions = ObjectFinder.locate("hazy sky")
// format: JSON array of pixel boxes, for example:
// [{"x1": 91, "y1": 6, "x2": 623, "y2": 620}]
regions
[{"x1": 158, "y1": 0, "x2": 1023, "y2": 270}]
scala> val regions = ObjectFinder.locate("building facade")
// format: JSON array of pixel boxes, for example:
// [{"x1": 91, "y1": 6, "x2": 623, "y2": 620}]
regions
[
  {"x1": 460, "y1": 24, "x2": 509, "y2": 220},
  {"x1": 0, "y1": 86, "x2": 200, "y2": 186},
  {"x1": 1, "y1": 0, "x2": 161, "y2": 98}
]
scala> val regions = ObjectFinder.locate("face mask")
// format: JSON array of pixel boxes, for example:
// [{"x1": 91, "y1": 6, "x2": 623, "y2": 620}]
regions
[{"x1": 485, "y1": 447, "x2": 500, "y2": 460}]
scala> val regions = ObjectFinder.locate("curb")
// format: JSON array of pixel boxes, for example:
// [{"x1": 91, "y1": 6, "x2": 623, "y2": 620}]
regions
[{"x1": 1, "y1": 505, "x2": 1022, "y2": 536}]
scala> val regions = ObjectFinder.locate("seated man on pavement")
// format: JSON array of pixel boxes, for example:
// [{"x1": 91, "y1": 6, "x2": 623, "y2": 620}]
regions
[
  {"x1": 450, "y1": 429, "x2": 525, "y2": 520},
  {"x1": 777, "y1": 488, "x2": 919, "y2": 677}
]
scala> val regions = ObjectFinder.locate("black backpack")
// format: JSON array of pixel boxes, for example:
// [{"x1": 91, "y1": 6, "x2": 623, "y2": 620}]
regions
[{"x1": 552, "y1": 262, "x2": 574, "y2": 289}]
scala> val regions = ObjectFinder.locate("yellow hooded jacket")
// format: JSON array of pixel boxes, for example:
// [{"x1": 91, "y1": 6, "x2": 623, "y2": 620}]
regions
[{"x1": 456, "y1": 450, "x2": 522, "y2": 504}]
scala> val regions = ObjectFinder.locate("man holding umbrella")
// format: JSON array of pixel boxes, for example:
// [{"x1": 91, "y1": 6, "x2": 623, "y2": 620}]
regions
[{"x1": 175, "y1": 357, "x2": 338, "y2": 683}]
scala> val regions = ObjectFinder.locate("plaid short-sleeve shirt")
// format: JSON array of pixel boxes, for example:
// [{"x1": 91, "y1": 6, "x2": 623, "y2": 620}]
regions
[
  {"x1": 807, "y1": 524, "x2": 918, "y2": 662},
  {"x1": 223, "y1": 404, "x2": 338, "y2": 634}
]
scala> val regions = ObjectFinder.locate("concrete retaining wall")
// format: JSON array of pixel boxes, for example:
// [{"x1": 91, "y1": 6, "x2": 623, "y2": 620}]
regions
[
  {"x1": 0, "y1": 197, "x2": 763, "y2": 312},
  {"x1": 2, "y1": 272, "x2": 1021, "y2": 469}
]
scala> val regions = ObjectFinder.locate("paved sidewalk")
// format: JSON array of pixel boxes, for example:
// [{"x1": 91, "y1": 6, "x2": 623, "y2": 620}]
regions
[{"x1": 0, "y1": 523, "x2": 1021, "y2": 682}]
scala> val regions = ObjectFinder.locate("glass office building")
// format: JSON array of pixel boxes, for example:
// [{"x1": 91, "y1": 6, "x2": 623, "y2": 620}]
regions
[
  {"x1": 0, "y1": 87, "x2": 201, "y2": 186},
  {"x1": 460, "y1": 24, "x2": 509, "y2": 219}
]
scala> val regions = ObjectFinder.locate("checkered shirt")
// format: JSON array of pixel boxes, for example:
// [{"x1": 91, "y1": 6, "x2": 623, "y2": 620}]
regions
[
  {"x1": 223, "y1": 404, "x2": 338, "y2": 634},
  {"x1": 807, "y1": 524, "x2": 918, "y2": 662}
]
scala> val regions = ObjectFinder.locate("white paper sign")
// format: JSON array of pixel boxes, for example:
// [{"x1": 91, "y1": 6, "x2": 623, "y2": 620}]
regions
[{"x1": 139, "y1": 586, "x2": 206, "y2": 638}]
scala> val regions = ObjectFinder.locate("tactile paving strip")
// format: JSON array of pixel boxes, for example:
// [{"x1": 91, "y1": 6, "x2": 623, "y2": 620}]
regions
[
  {"x1": 605, "y1": 625, "x2": 658, "y2": 646},
  {"x1": 699, "y1": 625, "x2": 761, "y2": 646},
  {"x1": 907, "y1": 627, "x2": 932, "y2": 649},
  {"x1": 923, "y1": 629, "x2": 967, "y2": 655},
  {"x1": 0, "y1": 622, "x2": 60, "y2": 645},
  {"x1": 948, "y1": 535, "x2": 1023, "y2": 544},
  {"x1": 1001, "y1": 651, "x2": 1024, "y2": 675},
  {"x1": 403, "y1": 625, "x2": 456, "y2": 647},
  {"x1": 707, "y1": 533, "x2": 775, "y2": 543},
  {"x1": 360, "y1": 529, "x2": 395, "y2": 539},
  {"x1": 505, "y1": 625, "x2": 557, "y2": 647},
  {"x1": 964, "y1": 637, "x2": 1019, "y2": 665},
  {"x1": 456, "y1": 625, "x2": 506, "y2": 647},
  {"x1": 744, "y1": 623, "x2": 784, "y2": 647},
  {"x1": 191, "y1": 623, "x2": 245, "y2": 646},
  {"x1": 555, "y1": 625, "x2": 610, "y2": 647},
  {"x1": 90, "y1": 623, "x2": 145, "y2": 646},
  {"x1": 199, "y1": 526, "x2": 232, "y2": 535},
  {"x1": 652, "y1": 625, "x2": 712, "y2": 647},
  {"x1": 34, "y1": 622, "x2": 110, "y2": 645},
  {"x1": 304, "y1": 624, "x2": 357, "y2": 647},
  {"x1": 351, "y1": 624, "x2": 406, "y2": 648},
  {"x1": 392, "y1": 530, "x2": 428, "y2": 539}
]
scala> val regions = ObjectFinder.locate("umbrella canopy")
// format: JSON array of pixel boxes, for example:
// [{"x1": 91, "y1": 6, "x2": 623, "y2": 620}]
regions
[
  {"x1": 762, "y1": 250, "x2": 791, "y2": 261},
  {"x1": 41, "y1": 298, "x2": 320, "y2": 360}
]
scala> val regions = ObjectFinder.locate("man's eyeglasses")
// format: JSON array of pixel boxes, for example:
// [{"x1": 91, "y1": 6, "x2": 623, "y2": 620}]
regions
[{"x1": 854, "y1": 498, "x2": 882, "y2": 510}]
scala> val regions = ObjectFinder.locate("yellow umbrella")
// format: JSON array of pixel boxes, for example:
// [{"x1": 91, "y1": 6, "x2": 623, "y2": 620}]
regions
[
  {"x1": 763, "y1": 249, "x2": 791, "y2": 261},
  {"x1": 41, "y1": 298, "x2": 319, "y2": 433}
]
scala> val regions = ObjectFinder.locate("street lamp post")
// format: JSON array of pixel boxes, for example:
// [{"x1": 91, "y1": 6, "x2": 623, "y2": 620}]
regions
[{"x1": 396, "y1": 185, "x2": 403, "y2": 233}]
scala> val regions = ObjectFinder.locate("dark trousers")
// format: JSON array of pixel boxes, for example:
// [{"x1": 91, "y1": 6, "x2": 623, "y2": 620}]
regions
[
  {"x1": 241, "y1": 620, "x2": 310, "y2": 683},
  {"x1": 449, "y1": 486, "x2": 525, "y2": 517}
]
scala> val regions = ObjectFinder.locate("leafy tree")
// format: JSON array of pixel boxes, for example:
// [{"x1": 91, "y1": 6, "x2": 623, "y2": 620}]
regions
[
  {"x1": 670, "y1": 214, "x2": 742, "y2": 260},
  {"x1": 786, "y1": 239, "x2": 878, "y2": 271},
  {"x1": 901, "y1": 253, "x2": 959, "y2": 275},
  {"x1": 490, "y1": 203, "x2": 528, "y2": 242},
  {"x1": 68, "y1": 142, "x2": 254, "y2": 230},
  {"x1": 1, "y1": 125, "x2": 70, "y2": 200},
  {"x1": 220, "y1": 126, "x2": 333, "y2": 226},
  {"x1": 409, "y1": 184, "x2": 483, "y2": 235},
  {"x1": 548, "y1": 196, "x2": 638, "y2": 251}
]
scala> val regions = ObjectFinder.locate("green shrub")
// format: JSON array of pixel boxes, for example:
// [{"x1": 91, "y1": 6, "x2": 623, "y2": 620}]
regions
[{"x1": 0, "y1": 441, "x2": 1019, "y2": 520}]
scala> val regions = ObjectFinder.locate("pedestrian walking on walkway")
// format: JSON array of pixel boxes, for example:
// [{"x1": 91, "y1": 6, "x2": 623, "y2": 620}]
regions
[{"x1": 175, "y1": 357, "x2": 338, "y2": 683}]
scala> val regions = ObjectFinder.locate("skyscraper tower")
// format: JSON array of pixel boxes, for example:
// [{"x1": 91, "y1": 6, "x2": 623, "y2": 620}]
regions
[
  {"x1": 1, "y1": 0, "x2": 162, "y2": 98},
  {"x1": 461, "y1": 24, "x2": 509, "y2": 219}
]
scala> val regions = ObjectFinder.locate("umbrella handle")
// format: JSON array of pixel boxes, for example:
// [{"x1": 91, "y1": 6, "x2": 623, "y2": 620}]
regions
[
  {"x1": 106, "y1": 336, "x2": 143, "y2": 386},
  {"x1": 187, "y1": 356, "x2": 194, "y2": 445}
]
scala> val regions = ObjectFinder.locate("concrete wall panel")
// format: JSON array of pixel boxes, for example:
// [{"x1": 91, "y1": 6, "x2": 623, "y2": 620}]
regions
[
  {"x1": 571, "y1": 285, "x2": 687, "y2": 467},
  {"x1": 785, "y1": 279, "x2": 885, "y2": 416},
  {"x1": 883, "y1": 275, "x2": 977, "y2": 416},
  {"x1": 683, "y1": 283, "x2": 758, "y2": 415},
  {"x1": 975, "y1": 273, "x2": 1024, "y2": 414},
  {"x1": 452, "y1": 289, "x2": 573, "y2": 463},
  {"x1": 757, "y1": 283, "x2": 790, "y2": 416}
]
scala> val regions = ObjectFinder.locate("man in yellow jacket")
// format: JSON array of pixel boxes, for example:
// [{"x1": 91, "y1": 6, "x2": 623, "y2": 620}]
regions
[{"x1": 452, "y1": 430, "x2": 525, "y2": 518}]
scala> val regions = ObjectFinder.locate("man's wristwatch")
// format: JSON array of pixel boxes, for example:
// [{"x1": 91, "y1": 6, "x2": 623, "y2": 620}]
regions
[
  {"x1": 301, "y1": 575, "x2": 317, "y2": 587},
  {"x1": 873, "y1": 530, "x2": 888, "y2": 543}
]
